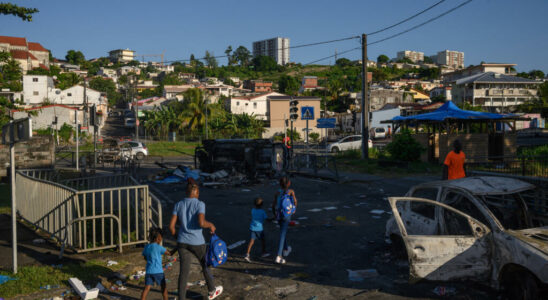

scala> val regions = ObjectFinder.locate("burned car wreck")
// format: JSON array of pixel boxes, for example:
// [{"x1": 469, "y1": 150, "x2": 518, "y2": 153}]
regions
[{"x1": 385, "y1": 176, "x2": 548, "y2": 299}]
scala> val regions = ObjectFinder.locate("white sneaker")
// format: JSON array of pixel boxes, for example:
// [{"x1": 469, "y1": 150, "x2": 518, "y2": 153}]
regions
[
  {"x1": 208, "y1": 286, "x2": 223, "y2": 300},
  {"x1": 274, "y1": 256, "x2": 286, "y2": 264},
  {"x1": 261, "y1": 252, "x2": 271, "y2": 258},
  {"x1": 283, "y1": 246, "x2": 292, "y2": 257},
  {"x1": 244, "y1": 254, "x2": 251, "y2": 263}
]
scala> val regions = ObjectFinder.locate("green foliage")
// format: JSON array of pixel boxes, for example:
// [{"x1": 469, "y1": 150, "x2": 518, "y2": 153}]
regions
[
  {"x1": 252, "y1": 55, "x2": 278, "y2": 72},
  {"x1": 335, "y1": 58, "x2": 352, "y2": 67},
  {"x1": 0, "y1": 96, "x2": 14, "y2": 128},
  {"x1": 233, "y1": 46, "x2": 251, "y2": 66},
  {"x1": 385, "y1": 129, "x2": 424, "y2": 162},
  {"x1": 278, "y1": 75, "x2": 300, "y2": 95},
  {"x1": 423, "y1": 56, "x2": 434, "y2": 64},
  {"x1": 518, "y1": 145, "x2": 548, "y2": 157},
  {"x1": 204, "y1": 50, "x2": 218, "y2": 68},
  {"x1": 57, "y1": 72, "x2": 81, "y2": 90},
  {"x1": 89, "y1": 77, "x2": 121, "y2": 106},
  {"x1": 286, "y1": 128, "x2": 301, "y2": 141},
  {"x1": 397, "y1": 57, "x2": 413, "y2": 64},
  {"x1": 65, "y1": 50, "x2": 85, "y2": 65},
  {"x1": 418, "y1": 67, "x2": 440, "y2": 80},
  {"x1": 0, "y1": 3, "x2": 38, "y2": 21},
  {"x1": 309, "y1": 132, "x2": 320, "y2": 142},
  {"x1": 528, "y1": 70, "x2": 545, "y2": 79},
  {"x1": 58, "y1": 123, "x2": 74, "y2": 143},
  {"x1": 377, "y1": 54, "x2": 389, "y2": 63}
]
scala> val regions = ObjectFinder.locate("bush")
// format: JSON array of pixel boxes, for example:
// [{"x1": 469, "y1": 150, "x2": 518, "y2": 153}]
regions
[
  {"x1": 519, "y1": 145, "x2": 548, "y2": 157},
  {"x1": 309, "y1": 132, "x2": 320, "y2": 142},
  {"x1": 385, "y1": 129, "x2": 424, "y2": 162}
]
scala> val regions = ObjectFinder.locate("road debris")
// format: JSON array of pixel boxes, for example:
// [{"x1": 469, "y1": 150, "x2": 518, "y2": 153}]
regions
[
  {"x1": 432, "y1": 286, "x2": 456, "y2": 296},
  {"x1": 323, "y1": 206, "x2": 337, "y2": 210},
  {"x1": 274, "y1": 284, "x2": 299, "y2": 297},
  {"x1": 0, "y1": 275, "x2": 15, "y2": 285},
  {"x1": 369, "y1": 209, "x2": 384, "y2": 215},
  {"x1": 106, "y1": 260, "x2": 118, "y2": 266},
  {"x1": 68, "y1": 277, "x2": 99, "y2": 300},
  {"x1": 347, "y1": 269, "x2": 379, "y2": 281},
  {"x1": 227, "y1": 240, "x2": 246, "y2": 250},
  {"x1": 33, "y1": 238, "x2": 45, "y2": 244},
  {"x1": 307, "y1": 208, "x2": 322, "y2": 212}
]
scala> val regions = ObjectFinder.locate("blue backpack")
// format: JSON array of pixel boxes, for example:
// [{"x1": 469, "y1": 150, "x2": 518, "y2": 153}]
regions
[
  {"x1": 206, "y1": 234, "x2": 227, "y2": 267},
  {"x1": 279, "y1": 191, "x2": 296, "y2": 218}
]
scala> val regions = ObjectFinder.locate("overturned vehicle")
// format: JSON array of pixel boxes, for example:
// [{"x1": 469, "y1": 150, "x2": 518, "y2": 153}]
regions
[
  {"x1": 385, "y1": 176, "x2": 548, "y2": 299},
  {"x1": 195, "y1": 139, "x2": 285, "y2": 178}
]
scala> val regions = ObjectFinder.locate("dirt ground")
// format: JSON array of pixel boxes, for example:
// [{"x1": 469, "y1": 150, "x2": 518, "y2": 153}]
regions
[{"x1": 2, "y1": 163, "x2": 498, "y2": 299}]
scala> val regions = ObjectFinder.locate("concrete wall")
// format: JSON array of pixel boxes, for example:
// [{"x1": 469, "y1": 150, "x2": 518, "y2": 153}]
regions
[
  {"x1": 0, "y1": 136, "x2": 54, "y2": 177},
  {"x1": 439, "y1": 134, "x2": 489, "y2": 163},
  {"x1": 13, "y1": 105, "x2": 80, "y2": 130}
]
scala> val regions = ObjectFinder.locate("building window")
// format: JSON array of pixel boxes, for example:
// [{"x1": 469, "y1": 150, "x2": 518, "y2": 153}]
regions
[
  {"x1": 253, "y1": 103, "x2": 257, "y2": 108},
  {"x1": 245, "y1": 103, "x2": 248, "y2": 106},
  {"x1": 236, "y1": 101, "x2": 240, "y2": 106},
  {"x1": 33, "y1": 91, "x2": 39, "y2": 96},
  {"x1": 67, "y1": 93, "x2": 72, "y2": 97},
  {"x1": 33, "y1": 78, "x2": 38, "y2": 82}
]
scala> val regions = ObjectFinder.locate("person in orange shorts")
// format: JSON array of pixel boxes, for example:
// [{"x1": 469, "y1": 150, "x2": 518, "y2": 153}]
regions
[{"x1": 443, "y1": 139, "x2": 466, "y2": 180}]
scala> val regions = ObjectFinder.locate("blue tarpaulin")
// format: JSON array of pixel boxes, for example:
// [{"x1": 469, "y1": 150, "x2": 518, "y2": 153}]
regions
[{"x1": 391, "y1": 101, "x2": 515, "y2": 122}]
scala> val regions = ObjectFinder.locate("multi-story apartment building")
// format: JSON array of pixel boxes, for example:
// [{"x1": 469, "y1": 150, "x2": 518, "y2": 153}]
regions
[
  {"x1": 442, "y1": 63, "x2": 517, "y2": 83},
  {"x1": 0, "y1": 36, "x2": 49, "y2": 73},
  {"x1": 451, "y1": 72, "x2": 540, "y2": 111},
  {"x1": 435, "y1": 50, "x2": 464, "y2": 69},
  {"x1": 22, "y1": 75, "x2": 104, "y2": 107},
  {"x1": 252, "y1": 37, "x2": 290, "y2": 65},
  {"x1": 396, "y1": 50, "x2": 424, "y2": 63},
  {"x1": 108, "y1": 49, "x2": 135, "y2": 63},
  {"x1": 243, "y1": 80, "x2": 273, "y2": 93}
]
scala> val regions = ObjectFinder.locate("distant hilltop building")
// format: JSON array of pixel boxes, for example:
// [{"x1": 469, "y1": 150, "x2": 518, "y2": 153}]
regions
[
  {"x1": 0, "y1": 35, "x2": 49, "y2": 74},
  {"x1": 433, "y1": 50, "x2": 464, "y2": 69},
  {"x1": 397, "y1": 50, "x2": 424, "y2": 63},
  {"x1": 109, "y1": 48, "x2": 135, "y2": 63},
  {"x1": 252, "y1": 37, "x2": 290, "y2": 65}
]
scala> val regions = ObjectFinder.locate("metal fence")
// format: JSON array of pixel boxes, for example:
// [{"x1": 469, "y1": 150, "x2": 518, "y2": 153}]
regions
[
  {"x1": 467, "y1": 156, "x2": 548, "y2": 178},
  {"x1": 16, "y1": 170, "x2": 162, "y2": 253},
  {"x1": 290, "y1": 152, "x2": 339, "y2": 180}
]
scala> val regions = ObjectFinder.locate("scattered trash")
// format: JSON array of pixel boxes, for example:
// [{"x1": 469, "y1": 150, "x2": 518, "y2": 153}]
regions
[
  {"x1": 335, "y1": 216, "x2": 347, "y2": 222},
  {"x1": 0, "y1": 275, "x2": 15, "y2": 285},
  {"x1": 227, "y1": 240, "x2": 246, "y2": 250},
  {"x1": 274, "y1": 284, "x2": 298, "y2": 296},
  {"x1": 68, "y1": 277, "x2": 99, "y2": 300},
  {"x1": 289, "y1": 220, "x2": 299, "y2": 226},
  {"x1": 95, "y1": 283, "x2": 107, "y2": 292},
  {"x1": 33, "y1": 238, "x2": 45, "y2": 244},
  {"x1": 155, "y1": 175, "x2": 183, "y2": 184},
  {"x1": 370, "y1": 209, "x2": 384, "y2": 215},
  {"x1": 106, "y1": 260, "x2": 118, "y2": 267},
  {"x1": 108, "y1": 272, "x2": 127, "y2": 281},
  {"x1": 297, "y1": 217, "x2": 308, "y2": 220},
  {"x1": 130, "y1": 270, "x2": 146, "y2": 280},
  {"x1": 241, "y1": 189, "x2": 251, "y2": 192},
  {"x1": 432, "y1": 286, "x2": 456, "y2": 296},
  {"x1": 187, "y1": 280, "x2": 206, "y2": 287},
  {"x1": 307, "y1": 208, "x2": 322, "y2": 212},
  {"x1": 347, "y1": 269, "x2": 379, "y2": 281},
  {"x1": 323, "y1": 206, "x2": 337, "y2": 210}
]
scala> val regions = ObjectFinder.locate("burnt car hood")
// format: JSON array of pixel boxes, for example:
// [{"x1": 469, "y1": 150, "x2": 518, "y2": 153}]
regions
[{"x1": 508, "y1": 227, "x2": 548, "y2": 255}]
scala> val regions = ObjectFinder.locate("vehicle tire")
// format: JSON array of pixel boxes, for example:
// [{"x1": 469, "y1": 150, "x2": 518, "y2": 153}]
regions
[
  {"x1": 504, "y1": 271, "x2": 539, "y2": 300},
  {"x1": 135, "y1": 152, "x2": 145, "y2": 160},
  {"x1": 331, "y1": 147, "x2": 340, "y2": 153}
]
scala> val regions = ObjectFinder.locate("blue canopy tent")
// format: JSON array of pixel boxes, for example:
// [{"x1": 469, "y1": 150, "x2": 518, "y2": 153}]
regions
[{"x1": 381, "y1": 101, "x2": 530, "y2": 162}]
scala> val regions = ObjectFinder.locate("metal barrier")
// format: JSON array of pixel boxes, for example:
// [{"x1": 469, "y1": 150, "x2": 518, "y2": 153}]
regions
[
  {"x1": 15, "y1": 170, "x2": 163, "y2": 253},
  {"x1": 290, "y1": 152, "x2": 339, "y2": 180},
  {"x1": 467, "y1": 156, "x2": 548, "y2": 178}
]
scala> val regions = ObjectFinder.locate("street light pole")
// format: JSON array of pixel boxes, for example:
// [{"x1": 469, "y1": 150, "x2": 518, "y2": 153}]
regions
[
  {"x1": 204, "y1": 98, "x2": 208, "y2": 140},
  {"x1": 10, "y1": 131, "x2": 17, "y2": 274},
  {"x1": 133, "y1": 77, "x2": 139, "y2": 141}
]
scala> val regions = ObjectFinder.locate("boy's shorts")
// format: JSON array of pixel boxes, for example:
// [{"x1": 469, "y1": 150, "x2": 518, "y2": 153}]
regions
[
  {"x1": 250, "y1": 230, "x2": 264, "y2": 240},
  {"x1": 145, "y1": 273, "x2": 166, "y2": 286}
]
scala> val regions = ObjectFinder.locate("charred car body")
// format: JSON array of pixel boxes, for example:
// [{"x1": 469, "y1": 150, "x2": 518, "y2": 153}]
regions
[
  {"x1": 195, "y1": 139, "x2": 285, "y2": 177},
  {"x1": 385, "y1": 176, "x2": 548, "y2": 298}
]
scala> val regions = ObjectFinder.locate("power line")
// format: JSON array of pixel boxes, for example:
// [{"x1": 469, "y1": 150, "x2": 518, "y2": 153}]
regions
[
  {"x1": 368, "y1": 0, "x2": 473, "y2": 46},
  {"x1": 304, "y1": 47, "x2": 360, "y2": 65},
  {"x1": 367, "y1": 0, "x2": 447, "y2": 36}
]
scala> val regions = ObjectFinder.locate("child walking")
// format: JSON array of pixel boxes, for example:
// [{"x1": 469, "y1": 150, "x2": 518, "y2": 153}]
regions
[
  {"x1": 141, "y1": 228, "x2": 171, "y2": 300},
  {"x1": 244, "y1": 197, "x2": 270, "y2": 262},
  {"x1": 272, "y1": 176, "x2": 297, "y2": 264}
]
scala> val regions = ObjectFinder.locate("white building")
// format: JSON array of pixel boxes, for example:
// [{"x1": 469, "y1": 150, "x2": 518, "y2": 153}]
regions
[
  {"x1": 397, "y1": 50, "x2": 424, "y2": 63},
  {"x1": 22, "y1": 75, "x2": 104, "y2": 108},
  {"x1": 226, "y1": 92, "x2": 285, "y2": 120},
  {"x1": 97, "y1": 67, "x2": 118, "y2": 81},
  {"x1": 435, "y1": 50, "x2": 464, "y2": 69},
  {"x1": 430, "y1": 86, "x2": 452, "y2": 101},
  {"x1": 109, "y1": 49, "x2": 135, "y2": 63},
  {"x1": 118, "y1": 66, "x2": 141, "y2": 76},
  {"x1": 22, "y1": 75, "x2": 54, "y2": 104},
  {"x1": 13, "y1": 105, "x2": 81, "y2": 130},
  {"x1": 252, "y1": 37, "x2": 290, "y2": 65}
]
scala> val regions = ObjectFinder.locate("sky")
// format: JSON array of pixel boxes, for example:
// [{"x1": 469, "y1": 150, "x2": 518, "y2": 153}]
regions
[{"x1": 1, "y1": 0, "x2": 547, "y2": 73}]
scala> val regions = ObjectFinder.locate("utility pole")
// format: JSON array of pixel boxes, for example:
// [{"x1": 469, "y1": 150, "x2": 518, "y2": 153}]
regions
[
  {"x1": 204, "y1": 98, "x2": 208, "y2": 140},
  {"x1": 361, "y1": 33, "x2": 369, "y2": 160},
  {"x1": 83, "y1": 78, "x2": 88, "y2": 127},
  {"x1": 75, "y1": 111, "x2": 79, "y2": 171},
  {"x1": 9, "y1": 123, "x2": 16, "y2": 274},
  {"x1": 133, "y1": 77, "x2": 139, "y2": 141}
]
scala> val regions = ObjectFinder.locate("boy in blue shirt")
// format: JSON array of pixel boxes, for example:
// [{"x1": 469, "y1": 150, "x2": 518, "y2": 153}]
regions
[
  {"x1": 244, "y1": 197, "x2": 270, "y2": 262},
  {"x1": 141, "y1": 228, "x2": 171, "y2": 300}
]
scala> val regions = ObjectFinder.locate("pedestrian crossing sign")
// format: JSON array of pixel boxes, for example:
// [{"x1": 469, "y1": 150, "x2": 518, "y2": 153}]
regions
[{"x1": 301, "y1": 106, "x2": 314, "y2": 120}]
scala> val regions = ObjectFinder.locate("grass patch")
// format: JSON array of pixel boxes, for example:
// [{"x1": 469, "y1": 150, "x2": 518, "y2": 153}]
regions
[
  {"x1": 0, "y1": 259, "x2": 128, "y2": 297},
  {"x1": 147, "y1": 141, "x2": 199, "y2": 157},
  {"x1": 0, "y1": 183, "x2": 10, "y2": 215}
]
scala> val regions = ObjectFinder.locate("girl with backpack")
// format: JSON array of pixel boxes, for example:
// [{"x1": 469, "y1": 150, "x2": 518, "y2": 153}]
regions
[{"x1": 272, "y1": 176, "x2": 298, "y2": 264}]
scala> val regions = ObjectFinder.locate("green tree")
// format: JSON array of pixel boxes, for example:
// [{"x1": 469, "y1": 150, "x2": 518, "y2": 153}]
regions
[
  {"x1": 252, "y1": 55, "x2": 277, "y2": 72},
  {"x1": 377, "y1": 54, "x2": 389, "y2": 63},
  {"x1": 204, "y1": 51, "x2": 218, "y2": 68},
  {"x1": 397, "y1": 57, "x2": 413, "y2": 64},
  {"x1": 233, "y1": 46, "x2": 251, "y2": 66},
  {"x1": 56, "y1": 72, "x2": 81, "y2": 90},
  {"x1": 65, "y1": 50, "x2": 85, "y2": 65},
  {"x1": 224, "y1": 46, "x2": 233, "y2": 66},
  {"x1": 335, "y1": 58, "x2": 352, "y2": 67},
  {"x1": 0, "y1": 3, "x2": 38, "y2": 21},
  {"x1": 529, "y1": 70, "x2": 545, "y2": 79},
  {"x1": 309, "y1": 132, "x2": 320, "y2": 142},
  {"x1": 89, "y1": 77, "x2": 121, "y2": 106},
  {"x1": 423, "y1": 56, "x2": 434, "y2": 64},
  {"x1": 278, "y1": 75, "x2": 300, "y2": 95},
  {"x1": 385, "y1": 129, "x2": 424, "y2": 161}
]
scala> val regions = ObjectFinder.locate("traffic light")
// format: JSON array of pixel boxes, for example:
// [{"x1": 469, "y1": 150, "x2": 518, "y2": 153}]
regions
[
  {"x1": 90, "y1": 105, "x2": 97, "y2": 126},
  {"x1": 289, "y1": 98, "x2": 299, "y2": 121}
]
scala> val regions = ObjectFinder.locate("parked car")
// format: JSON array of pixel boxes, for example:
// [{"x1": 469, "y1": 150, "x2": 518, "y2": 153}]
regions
[
  {"x1": 328, "y1": 135, "x2": 372, "y2": 153},
  {"x1": 385, "y1": 176, "x2": 547, "y2": 298},
  {"x1": 371, "y1": 127, "x2": 386, "y2": 139},
  {"x1": 119, "y1": 141, "x2": 148, "y2": 160},
  {"x1": 124, "y1": 118, "x2": 135, "y2": 128}
]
